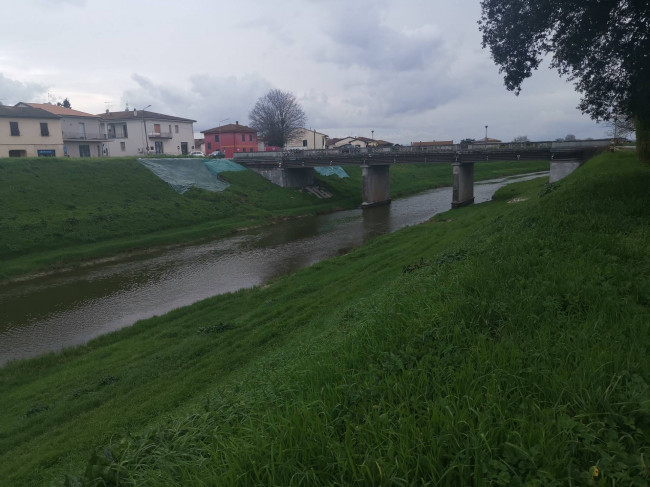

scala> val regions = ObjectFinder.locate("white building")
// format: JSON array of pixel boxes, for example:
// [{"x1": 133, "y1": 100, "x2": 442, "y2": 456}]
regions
[
  {"x1": 99, "y1": 109, "x2": 196, "y2": 156},
  {"x1": 27, "y1": 103, "x2": 106, "y2": 157},
  {"x1": 286, "y1": 128, "x2": 329, "y2": 150}
]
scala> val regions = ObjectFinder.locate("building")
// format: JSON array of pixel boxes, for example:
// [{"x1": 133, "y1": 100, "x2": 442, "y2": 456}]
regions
[
  {"x1": 411, "y1": 140, "x2": 455, "y2": 150},
  {"x1": 0, "y1": 103, "x2": 64, "y2": 157},
  {"x1": 286, "y1": 128, "x2": 328, "y2": 150},
  {"x1": 201, "y1": 121, "x2": 257, "y2": 158},
  {"x1": 98, "y1": 109, "x2": 196, "y2": 156},
  {"x1": 28, "y1": 103, "x2": 106, "y2": 157}
]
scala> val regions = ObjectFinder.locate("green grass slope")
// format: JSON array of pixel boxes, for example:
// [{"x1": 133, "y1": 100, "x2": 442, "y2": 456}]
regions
[
  {"x1": 0, "y1": 157, "x2": 547, "y2": 279},
  {"x1": 0, "y1": 152, "x2": 647, "y2": 485}
]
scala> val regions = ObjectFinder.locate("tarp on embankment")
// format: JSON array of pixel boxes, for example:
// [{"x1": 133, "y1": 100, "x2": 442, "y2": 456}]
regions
[
  {"x1": 138, "y1": 158, "x2": 246, "y2": 194},
  {"x1": 314, "y1": 166, "x2": 349, "y2": 178}
]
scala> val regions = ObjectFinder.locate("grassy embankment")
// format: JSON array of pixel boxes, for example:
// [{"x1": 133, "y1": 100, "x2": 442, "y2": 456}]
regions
[
  {"x1": 0, "y1": 156, "x2": 547, "y2": 280},
  {"x1": 0, "y1": 152, "x2": 647, "y2": 485}
]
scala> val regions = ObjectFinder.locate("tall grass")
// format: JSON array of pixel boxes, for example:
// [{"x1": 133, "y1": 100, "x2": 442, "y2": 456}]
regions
[{"x1": 3, "y1": 154, "x2": 645, "y2": 486}]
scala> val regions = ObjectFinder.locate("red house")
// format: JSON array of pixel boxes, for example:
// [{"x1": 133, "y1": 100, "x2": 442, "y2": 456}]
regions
[{"x1": 201, "y1": 121, "x2": 257, "y2": 158}]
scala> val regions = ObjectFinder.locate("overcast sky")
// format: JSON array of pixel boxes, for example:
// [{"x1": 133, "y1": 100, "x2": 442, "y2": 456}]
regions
[{"x1": 0, "y1": 0, "x2": 609, "y2": 144}]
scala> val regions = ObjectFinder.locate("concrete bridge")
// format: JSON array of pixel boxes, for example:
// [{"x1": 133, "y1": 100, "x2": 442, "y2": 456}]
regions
[{"x1": 233, "y1": 147, "x2": 593, "y2": 208}]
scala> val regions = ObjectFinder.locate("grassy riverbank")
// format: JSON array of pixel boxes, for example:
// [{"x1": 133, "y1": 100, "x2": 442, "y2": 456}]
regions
[
  {"x1": 0, "y1": 152, "x2": 647, "y2": 485},
  {"x1": 0, "y1": 157, "x2": 547, "y2": 279}
]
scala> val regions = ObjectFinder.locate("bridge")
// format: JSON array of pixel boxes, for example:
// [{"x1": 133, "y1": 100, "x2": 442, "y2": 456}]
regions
[{"x1": 233, "y1": 147, "x2": 595, "y2": 208}]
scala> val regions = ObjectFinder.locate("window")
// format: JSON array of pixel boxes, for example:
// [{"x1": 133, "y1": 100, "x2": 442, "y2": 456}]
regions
[
  {"x1": 249, "y1": 134, "x2": 253, "y2": 142},
  {"x1": 168, "y1": 124, "x2": 172, "y2": 134},
  {"x1": 241, "y1": 134, "x2": 245, "y2": 142},
  {"x1": 38, "y1": 149, "x2": 56, "y2": 157},
  {"x1": 215, "y1": 134, "x2": 219, "y2": 142},
  {"x1": 207, "y1": 142, "x2": 212, "y2": 150},
  {"x1": 154, "y1": 124, "x2": 161, "y2": 134},
  {"x1": 10, "y1": 121, "x2": 19, "y2": 136},
  {"x1": 123, "y1": 124, "x2": 128, "y2": 138},
  {"x1": 9, "y1": 150, "x2": 26, "y2": 157},
  {"x1": 120, "y1": 142, "x2": 126, "y2": 151},
  {"x1": 302, "y1": 139, "x2": 308, "y2": 147},
  {"x1": 175, "y1": 125, "x2": 179, "y2": 133},
  {"x1": 40, "y1": 123, "x2": 49, "y2": 136},
  {"x1": 79, "y1": 145, "x2": 91, "y2": 157}
]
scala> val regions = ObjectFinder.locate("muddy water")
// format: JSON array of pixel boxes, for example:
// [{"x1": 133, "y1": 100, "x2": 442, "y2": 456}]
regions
[{"x1": 0, "y1": 173, "x2": 546, "y2": 365}]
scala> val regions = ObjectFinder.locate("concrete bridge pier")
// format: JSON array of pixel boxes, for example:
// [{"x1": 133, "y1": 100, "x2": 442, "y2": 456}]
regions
[
  {"x1": 361, "y1": 164, "x2": 391, "y2": 207},
  {"x1": 251, "y1": 167, "x2": 315, "y2": 188},
  {"x1": 452, "y1": 161, "x2": 475, "y2": 208}
]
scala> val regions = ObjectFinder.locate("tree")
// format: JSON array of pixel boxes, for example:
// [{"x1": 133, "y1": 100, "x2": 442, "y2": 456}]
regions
[
  {"x1": 565, "y1": 134, "x2": 576, "y2": 141},
  {"x1": 460, "y1": 138, "x2": 475, "y2": 149},
  {"x1": 479, "y1": 0, "x2": 650, "y2": 163},
  {"x1": 249, "y1": 89, "x2": 307, "y2": 147},
  {"x1": 512, "y1": 135, "x2": 529, "y2": 143}
]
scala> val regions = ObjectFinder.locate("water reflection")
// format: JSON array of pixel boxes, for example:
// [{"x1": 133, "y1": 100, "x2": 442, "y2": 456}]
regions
[{"x1": 0, "y1": 172, "x2": 546, "y2": 365}]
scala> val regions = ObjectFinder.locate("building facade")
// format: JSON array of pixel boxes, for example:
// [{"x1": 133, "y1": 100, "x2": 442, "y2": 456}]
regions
[
  {"x1": 0, "y1": 103, "x2": 64, "y2": 157},
  {"x1": 99, "y1": 109, "x2": 196, "y2": 156},
  {"x1": 201, "y1": 122, "x2": 258, "y2": 158},
  {"x1": 28, "y1": 103, "x2": 106, "y2": 157},
  {"x1": 286, "y1": 128, "x2": 328, "y2": 150}
]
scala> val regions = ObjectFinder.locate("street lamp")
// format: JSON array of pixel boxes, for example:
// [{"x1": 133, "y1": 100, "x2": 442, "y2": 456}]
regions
[
  {"x1": 142, "y1": 104, "x2": 151, "y2": 154},
  {"x1": 485, "y1": 125, "x2": 488, "y2": 140},
  {"x1": 371, "y1": 130, "x2": 374, "y2": 140}
]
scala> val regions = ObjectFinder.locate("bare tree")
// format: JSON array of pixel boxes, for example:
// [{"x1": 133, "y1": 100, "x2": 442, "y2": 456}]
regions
[
  {"x1": 249, "y1": 89, "x2": 306, "y2": 147},
  {"x1": 564, "y1": 134, "x2": 576, "y2": 141},
  {"x1": 512, "y1": 135, "x2": 529, "y2": 143}
]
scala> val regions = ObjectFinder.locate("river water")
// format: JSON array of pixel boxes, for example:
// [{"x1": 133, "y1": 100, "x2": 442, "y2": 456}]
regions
[{"x1": 0, "y1": 173, "x2": 546, "y2": 365}]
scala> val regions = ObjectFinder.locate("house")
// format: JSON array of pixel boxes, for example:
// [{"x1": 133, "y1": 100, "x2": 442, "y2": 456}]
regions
[
  {"x1": 28, "y1": 103, "x2": 107, "y2": 157},
  {"x1": 98, "y1": 109, "x2": 196, "y2": 156},
  {"x1": 357, "y1": 136, "x2": 393, "y2": 148},
  {"x1": 201, "y1": 121, "x2": 257, "y2": 158},
  {"x1": 286, "y1": 128, "x2": 329, "y2": 150},
  {"x1": 327, "y1": 137, "x2": 366, "y2": 149},
  {"x1": 0, "y1": 103, "x2": 64, "y2": 157},
  {"x1": 411, "y1": 140, "x2": 454, "y2": 150},
  {"x1": 474, "y1": 137, "x2": 502, "y2": 147},
  {"x1": 326, "y1": 136, "x2": 394, "y2": 149}
]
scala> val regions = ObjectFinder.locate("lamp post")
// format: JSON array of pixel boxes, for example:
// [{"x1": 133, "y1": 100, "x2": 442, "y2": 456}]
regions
[
  {"x1": 142, "y1": 104, "x2": 151, "y2": 154},
  {"x1": 485, "y1": 125, "x2": 488, "y2": 141}
]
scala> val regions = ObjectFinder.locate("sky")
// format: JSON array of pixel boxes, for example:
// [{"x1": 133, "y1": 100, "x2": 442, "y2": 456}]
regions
[{"x1": 0, "y1": 0, "x2": 611, "y2": 145}]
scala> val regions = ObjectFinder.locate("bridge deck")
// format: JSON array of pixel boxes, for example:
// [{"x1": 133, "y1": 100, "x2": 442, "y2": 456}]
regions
[{"x1": 234, "y1": 148, "x2": 589, "y2": 168}]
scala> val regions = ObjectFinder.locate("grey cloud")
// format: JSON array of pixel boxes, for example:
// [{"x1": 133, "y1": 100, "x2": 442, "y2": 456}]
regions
[
  {"x1": 0, "y1": 74, "x2": 47, "y2": 105},
  {"x1": 121, "y1": 73, "x2": 273, "y2": 131}
]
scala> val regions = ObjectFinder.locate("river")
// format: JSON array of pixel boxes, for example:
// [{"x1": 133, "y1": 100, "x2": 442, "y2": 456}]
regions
[{"x1": 0, "y1": 172, "x2": 546, "y2": 365}]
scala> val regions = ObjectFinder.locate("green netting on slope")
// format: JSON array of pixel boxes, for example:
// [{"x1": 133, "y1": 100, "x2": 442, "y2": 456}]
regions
[
  {"x1": 138, "y1": 158, "x2": 245, "y2": 193},
  {"x1": 203, "y1": 159, "x2": 247, "y2": 176},
  {"x1": 314, "y1": 166, "x2": 349, "y2": 178}
]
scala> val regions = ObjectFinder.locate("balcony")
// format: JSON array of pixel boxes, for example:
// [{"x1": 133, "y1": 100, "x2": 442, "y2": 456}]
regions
[
  {"x1": 148, "y1": 131, "x2": 172, "y2": 139},
  {"x1": 63, "y1": 131, "x2": 109, "y2": 141}
]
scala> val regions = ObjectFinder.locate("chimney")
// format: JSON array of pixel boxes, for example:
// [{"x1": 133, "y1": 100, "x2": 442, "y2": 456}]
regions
[
  {"x1": 105, "y1": 108, "x2": 109, "y2": 114},
  {"x1": 235, "y1": 121, "x2": 239, "y2": 125}
]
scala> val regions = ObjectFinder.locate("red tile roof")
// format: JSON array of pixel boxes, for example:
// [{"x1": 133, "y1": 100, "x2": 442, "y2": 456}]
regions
[{"x1": 202, "y1": 123, "x2": 257, "y2": 134}]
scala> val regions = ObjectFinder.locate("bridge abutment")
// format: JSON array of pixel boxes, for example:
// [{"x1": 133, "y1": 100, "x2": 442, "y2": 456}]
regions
[
  {"x1": 452, "y1": 161, "x2": 475, "y2": 208},
  {"x1": 549, "y1": 159, "x2": 581, "y2": 183},
  {"x1": 251, "y1": 167, "x2": 315, "y2": 188},
  {"x1": 361, "y1": 164, "x2": 391, "y2": 207}
]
